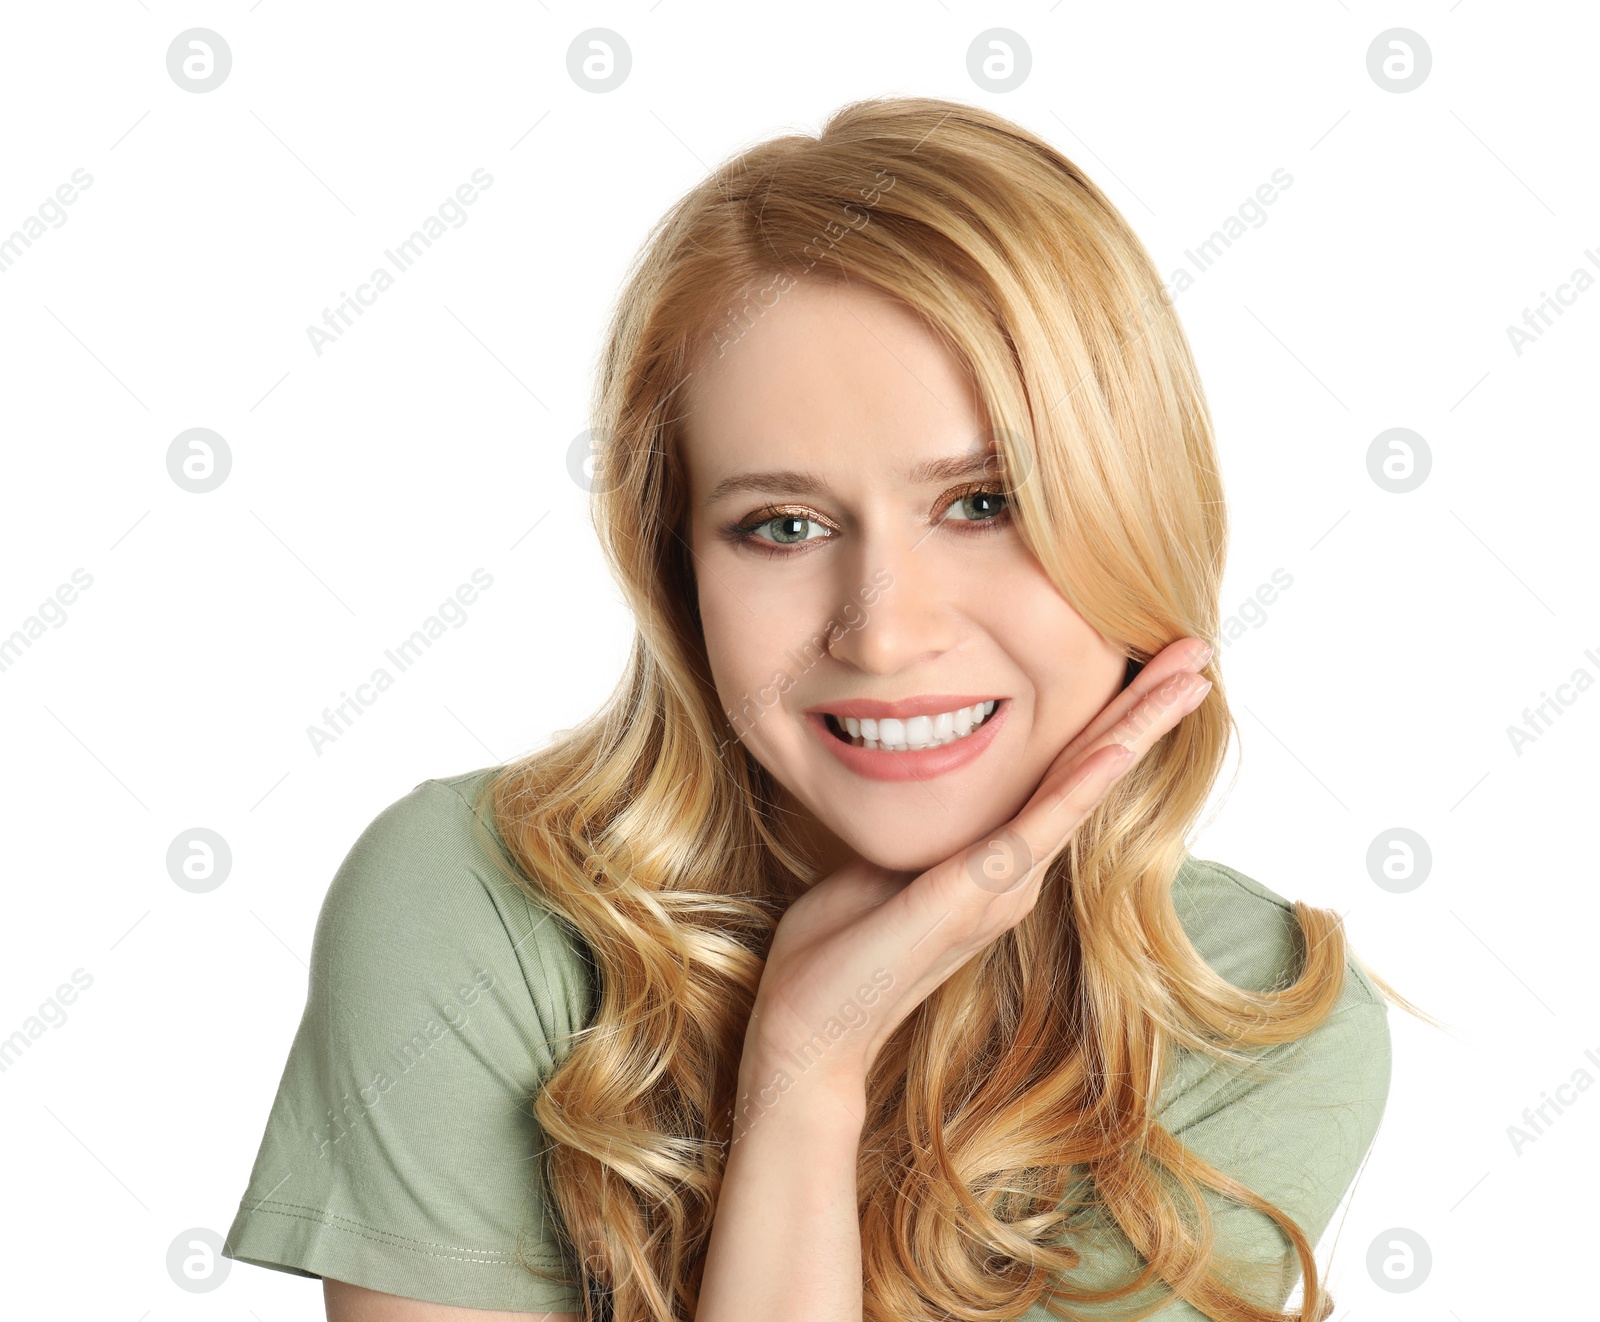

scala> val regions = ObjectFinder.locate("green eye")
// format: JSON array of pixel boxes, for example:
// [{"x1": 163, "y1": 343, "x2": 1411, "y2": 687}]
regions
[
  {"x1": 722, "y1": 485, "x2": 1013, "y2": 561},
  {"x1": 945, "y1": 489, "x2": 1009, "y2": 522},
  {"x1": 753, "y1": 514, "x2": 830, "y2": 546}
]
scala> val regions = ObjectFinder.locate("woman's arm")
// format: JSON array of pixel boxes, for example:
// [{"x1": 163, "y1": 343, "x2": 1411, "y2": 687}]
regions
[
  {"x1": 323, "y1": 1278, "x2": 578, "y2": 1321},
  {"x1": 322, "y1": 650, "x2": 1207, "y2": 1322},
  {"x1": 693, "y1": 641, "x2": 1212, "y2": 1322},
  {"x1": 694, "y1": 1041, "x2": 870, "y2": 1322}
]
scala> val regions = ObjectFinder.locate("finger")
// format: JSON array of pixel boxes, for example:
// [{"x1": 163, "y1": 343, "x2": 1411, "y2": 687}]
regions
[
  {"x1": 1003, "y1": 670, "x2": 1212, "y2": 888},
  {"x1": 880, "y1": 652, "x2": 1214, "y2": 958},
  {"x1": 1051, "y1": 636, "x2": 1213, "y2": 771},
  {"x1": 951, "y1": 741, "x2": 1137, "y2": 899},
  {"x1": 1100, "y1": 666, "x2": 1213, "y2": 759},
  {"x1": 880, "y1": 734, "x2": 1153, "y2": 986}
]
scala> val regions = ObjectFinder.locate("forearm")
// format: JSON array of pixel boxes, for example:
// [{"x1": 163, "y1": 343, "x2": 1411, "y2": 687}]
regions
[{"x1": 694, "y1": 1044, "x2": 867, "y2": 1322}]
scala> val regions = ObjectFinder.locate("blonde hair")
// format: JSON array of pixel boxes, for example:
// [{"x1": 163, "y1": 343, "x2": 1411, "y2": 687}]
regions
[{"x1": 486, "y1": 95, "x2": 1423, "y2": 1322}]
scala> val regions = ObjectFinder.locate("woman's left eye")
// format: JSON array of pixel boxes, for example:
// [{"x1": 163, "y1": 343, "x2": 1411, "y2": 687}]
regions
[{"x1": 942, "y1": 486, "x2": 1011, "y2": 524}]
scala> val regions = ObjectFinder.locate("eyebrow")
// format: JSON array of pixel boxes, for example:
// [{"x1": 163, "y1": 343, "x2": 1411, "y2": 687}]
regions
[{"x1": 703, "y1": 447, "x2": 1001, "y2": 507}]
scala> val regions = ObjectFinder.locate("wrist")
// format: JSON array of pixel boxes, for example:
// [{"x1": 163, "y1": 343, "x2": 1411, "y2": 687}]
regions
[{"x1": 733, "y1": 1040, "x2": 868, "y2": 1145}]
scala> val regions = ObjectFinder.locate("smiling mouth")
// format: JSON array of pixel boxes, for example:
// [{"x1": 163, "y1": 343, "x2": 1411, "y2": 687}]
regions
[{"x1": 822, "y1": 699, "x2": 1001, "y2": 753}]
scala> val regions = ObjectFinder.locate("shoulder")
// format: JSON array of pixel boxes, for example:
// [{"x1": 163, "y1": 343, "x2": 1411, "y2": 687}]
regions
[
  {"x1": 1171, "y1": 854, "x2": 1385, "y2": 1012},
  {"x1": 1164, "y1": 854, "x2": 1391, "y2": 1140},
  {"x1": 315, "y1": 765, "x2": 594, "y2": 1051},
  {"x1": 331, "y1": 765, "x2": 520, "y2": 903},
  {"x1": 1161, "y1": 855, "x2": 1392, "y2": 1151},
  {"x1": 1051, "y1": 861, "x2": 1396, "y2": 1312},
  {"x1": 221, "y1": 766, "x2": 595, "y2": 1310},
  {"x1": 1147, "y1": 858, "x2": 1394, "y2": 1285}
]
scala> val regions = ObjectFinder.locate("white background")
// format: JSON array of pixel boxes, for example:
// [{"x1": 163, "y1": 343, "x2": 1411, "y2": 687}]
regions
[{"x1": 1, "y1": 2, "x2": 1595, "y2": 1318}]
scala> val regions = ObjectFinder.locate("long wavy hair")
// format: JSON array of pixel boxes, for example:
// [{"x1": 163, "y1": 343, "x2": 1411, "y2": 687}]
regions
[{"x1": 485, "y1": 96, "x2": 1422, "y2": 1322}]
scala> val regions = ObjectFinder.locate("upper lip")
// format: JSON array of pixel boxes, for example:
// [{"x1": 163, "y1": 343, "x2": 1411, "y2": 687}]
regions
[{"x1": 804, "y1": 694, "x2": 1004, "y2": 720}]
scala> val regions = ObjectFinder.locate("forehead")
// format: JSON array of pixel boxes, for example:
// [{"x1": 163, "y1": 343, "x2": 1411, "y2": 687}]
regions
[{"x1": 680, "y1": 279, "x2": 983, "y2": 492}]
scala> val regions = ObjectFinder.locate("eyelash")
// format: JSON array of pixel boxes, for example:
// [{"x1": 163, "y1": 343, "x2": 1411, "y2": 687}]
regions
[{"x1": 720, "y1": 482, "x2": 1014, "y2": 560}]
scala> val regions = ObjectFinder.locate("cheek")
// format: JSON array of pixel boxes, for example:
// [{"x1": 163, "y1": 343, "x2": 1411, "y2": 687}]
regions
[
  {"x1": 975, "y1": 561, "x2": 1121, "y2": 721},
  {"x1": 973, "y1": 556, "x2": 1094, "y2": 660},
  {"x1": 694, "y1": 552, "x2": 806, "y2": 706},
  {"x1": 696, "y1": 582, "x2": 757, "y2": 700}
]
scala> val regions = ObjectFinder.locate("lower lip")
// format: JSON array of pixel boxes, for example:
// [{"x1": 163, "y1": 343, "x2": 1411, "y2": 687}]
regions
[{"x1": 806, "y1": 701, "x2": 1010, "y2": 782}]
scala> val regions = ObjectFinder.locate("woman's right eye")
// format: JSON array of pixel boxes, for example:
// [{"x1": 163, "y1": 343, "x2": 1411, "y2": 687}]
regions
[
  {"x1": 723, "y1": 508, "x2": 836, "y2": 557},
  {"x1": 757, "y1": 514, "x2": 830, "y2": 546}
]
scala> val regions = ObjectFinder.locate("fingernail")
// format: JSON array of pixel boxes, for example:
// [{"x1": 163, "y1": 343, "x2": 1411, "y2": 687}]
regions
[
  {"x1": 1193, "y1": 641, "x2": 1214, "y2": 667},
  {"x1": 1182, "y1": 679, "x2": 1213, "y2": 711}
]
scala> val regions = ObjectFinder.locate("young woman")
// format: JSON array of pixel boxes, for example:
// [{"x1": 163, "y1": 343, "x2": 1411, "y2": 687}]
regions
[{"x1": 223, "y1": 97, "x2": 1421, "y2": 1322}]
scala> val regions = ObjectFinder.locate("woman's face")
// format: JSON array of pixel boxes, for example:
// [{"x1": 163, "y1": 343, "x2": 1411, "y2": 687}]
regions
[{"x1": 681, "y1": 277, "x2": 1126, "y2": 878}]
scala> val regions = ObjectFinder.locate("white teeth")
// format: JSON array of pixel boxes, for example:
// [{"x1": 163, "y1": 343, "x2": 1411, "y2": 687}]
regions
[{"x1": 835, "y1": 700, "x2": 999, "y2": 753}]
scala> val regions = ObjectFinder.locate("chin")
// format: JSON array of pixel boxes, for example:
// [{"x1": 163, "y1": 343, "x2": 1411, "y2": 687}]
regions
[{"x1": 831, "y1": 821, "x2": 974, "y2": 877}]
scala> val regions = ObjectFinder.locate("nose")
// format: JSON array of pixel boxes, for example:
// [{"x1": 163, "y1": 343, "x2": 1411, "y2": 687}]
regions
[{"x1": 823, "y1": 529, "x2": 957, "y2": 676}]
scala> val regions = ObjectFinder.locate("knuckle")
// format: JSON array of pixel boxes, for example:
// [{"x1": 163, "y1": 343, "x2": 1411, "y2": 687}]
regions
[
  {"x1": 1053, "y1": 762, "x2": 1111, "y2": 813},
  {"x1": 962, "y1": 826, "x2": 1037, "y2": 895}
]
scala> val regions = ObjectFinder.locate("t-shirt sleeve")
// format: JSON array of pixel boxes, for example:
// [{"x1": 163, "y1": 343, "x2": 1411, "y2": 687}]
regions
[
  {"x1": 1022, "y1": 865, "x2": 1393, "y2": 1320},
  {"x1": 221, "y1": 775, "x2": 595, "y2": 1313}
]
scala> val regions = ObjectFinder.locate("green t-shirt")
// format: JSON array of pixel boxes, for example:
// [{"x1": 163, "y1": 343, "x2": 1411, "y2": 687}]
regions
[{"x1": 222, "y1": 767, "x2": 1391, "y2": 1318}]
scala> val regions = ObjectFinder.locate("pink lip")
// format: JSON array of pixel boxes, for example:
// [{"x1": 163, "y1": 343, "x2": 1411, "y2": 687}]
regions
[
  {"x1": 806, "y1": 699, "x2": 1010, "y2": 782},
  {"x1": 803, "y1": 693, "x2": 1002, "y2": 720}
]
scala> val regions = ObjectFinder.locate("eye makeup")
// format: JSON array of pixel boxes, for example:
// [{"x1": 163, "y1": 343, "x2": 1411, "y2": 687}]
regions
[{"x1": 719, "y1": 481, "x2": 1014, "y2": 559}]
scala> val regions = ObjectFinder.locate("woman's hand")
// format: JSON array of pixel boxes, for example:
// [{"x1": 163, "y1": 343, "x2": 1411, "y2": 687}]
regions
[{"x1": 737, "y1": 637, "x2": 1214, "y2": 1126}]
